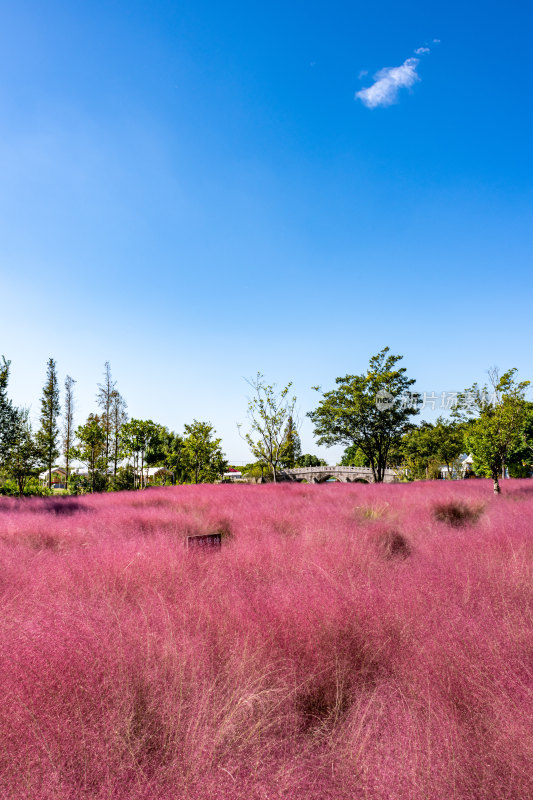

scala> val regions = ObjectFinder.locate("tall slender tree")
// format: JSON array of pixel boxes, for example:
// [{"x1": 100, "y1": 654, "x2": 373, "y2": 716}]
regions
[
  {"x1": 62, "y1": 375, "x2": 76, "y2": 489},
  {"x1": 0, "y1": 356, "x2": 18, "y2": 473},
  {"x1": 240, "y1": 373, "x2": 297, "y2": 483},
  {"x1": 280, "y1": 414, "x2": 302, "y2": 468},
  {"x1": 110, "y1": 389, "x2": 128, "y2": 482},
  {"x1": 97, "y1": 362, "x2": 117, "y2": 482},
  {"x1": 36, "y1": 358, "x2": 61, "y2": 489}
]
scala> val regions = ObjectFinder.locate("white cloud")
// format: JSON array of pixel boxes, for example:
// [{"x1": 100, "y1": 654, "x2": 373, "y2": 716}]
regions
[
  {"x1": 433, "y1": 38, "x2": 440, "y2": 43},
  {"x1": 355, "y1": 57, "x2": 420, "y2": 109},
  {"x1": 415, "y1": 46, "x2": 430, "y2": 54}
]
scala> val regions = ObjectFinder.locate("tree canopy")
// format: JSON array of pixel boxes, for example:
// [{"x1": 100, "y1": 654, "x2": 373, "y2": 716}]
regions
[
  {"x1": 455, "y1": 368, "x2": 530, "y2": 494},
  {"x1": 240, "y1": 373, "x2": 297, "y2": 482},
  {"x1": 35, "y1": 358, "x2": 61, "y2": 489},
  {"x1": 182, "y1": 421, "x2": 227, "y2": 484},
  {"x1": 308, "y1": 347, "x2": 419, "y2": 482}
]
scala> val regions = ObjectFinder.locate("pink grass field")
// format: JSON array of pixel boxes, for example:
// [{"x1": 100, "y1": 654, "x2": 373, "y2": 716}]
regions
[{"x1": 0, "y1": 480, "x2": 532, "y2": 800}]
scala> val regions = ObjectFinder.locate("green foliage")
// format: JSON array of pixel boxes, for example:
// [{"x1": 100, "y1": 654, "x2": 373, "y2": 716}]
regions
[
  {"x1": 96, "y1": 362, "x2": 116, "y2": 476},
  {"x1": 0, "y1": 477, "x2": 51, "y2": 496},
  {"x1": 109, "y1": 390, "x2": 128, "y2": 478},
  {"x1": 340, "y1": 445, "x2": 369, "y2": 467},
  {"x1": 68, "y1": 473, "x2": 93, "y2": 495},
  {"x1": 35, "y1": 358, "x2": 61, "y2": 489},
  {"x1": 109, "y1": 464, "x2": 136, "y2": 492},
  {"x1": 3, "y1": 409, "x2": 41, "y2": 496},
  {"x1": 279, "y1": 415, "x2": 302, "y2": 468},
  {"x1": 241, "y1": 461, "x2": 273, "y2": 482},
  {"x1": 295, "y1": 454, "x2": 328, "y2": 467},
  {"x1": 400, "y1": 418, "x2": 465, "y2": 480},
  {"x1": 120, "y1": 418, "x2": 161, "y2": 489},
  {"x1": 70, "y1": 414, "x2": 106, "y2": 493},
  {"x1": 0, "y1": 356, "x2": 18, "y2": 470},
  {"x1": 308, "y1": 347, "x2": 419, "y2": 483},
  {"x1": 241, "y1": 373, "x2": 297, "y2": 482},
  {"x1": 146, "y1": 428, "x2": 184, "y2": 484},
  {"x1": 62, "y1": 375, "x2": 76, "y2": 488},
  {"x1": 506, "y1": 402, "x2": 533, "y2": 477},
  {"x1": 456, "y1": 368, "x2": 530, "y2": 494},
  {"x1": 182, "y1": 420, "x2": 227, "y2": 484}
]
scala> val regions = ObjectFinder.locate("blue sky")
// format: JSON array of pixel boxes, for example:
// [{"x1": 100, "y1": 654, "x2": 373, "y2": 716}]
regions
[{"x1": 1, "y1": 0, "x2": 531, "y2": 463}]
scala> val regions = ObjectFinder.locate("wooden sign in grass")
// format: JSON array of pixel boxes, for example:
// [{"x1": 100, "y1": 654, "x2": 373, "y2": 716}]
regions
[{"x1": 186, "y1": 532, "x2": 222, "y2": 550}]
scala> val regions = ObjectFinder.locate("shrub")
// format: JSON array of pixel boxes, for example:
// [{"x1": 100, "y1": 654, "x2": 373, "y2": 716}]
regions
[{"x1": 433, "y1": 500, "x2": 484, "y2": 527}]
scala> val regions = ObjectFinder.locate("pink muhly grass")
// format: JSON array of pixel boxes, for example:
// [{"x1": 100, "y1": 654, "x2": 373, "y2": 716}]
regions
[{"x1": 0, "y1": 480, "x2": 531, "y2": 798}]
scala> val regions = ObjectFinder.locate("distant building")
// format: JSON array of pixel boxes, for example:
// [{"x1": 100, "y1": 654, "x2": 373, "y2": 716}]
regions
[
  {"x1": 38, "y1": 465, "x2": 88, "y2": 489},
  {"x1": 439, "y1": 454, "x2": 474, "y2": 480},
  {"x1": 223, "y1": 470, "x2": 243, "y2": 482}
]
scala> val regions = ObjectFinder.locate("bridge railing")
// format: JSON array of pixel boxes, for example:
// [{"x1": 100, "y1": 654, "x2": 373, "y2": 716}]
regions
[
  {"x1": 280, "y1": 465, "x2": 394, "y2": 475},
  {"x1": 282, "y1": 466, "x2": 395, "y2": 475}
]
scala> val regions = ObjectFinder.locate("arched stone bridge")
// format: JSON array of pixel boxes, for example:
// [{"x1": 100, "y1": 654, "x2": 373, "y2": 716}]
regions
[{"x1": 280, "y1": 465, "x2": 398, "y2": 484}]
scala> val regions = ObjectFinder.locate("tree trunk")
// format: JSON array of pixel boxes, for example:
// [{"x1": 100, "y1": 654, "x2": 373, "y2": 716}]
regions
[{"x1": 493, "y1": 472, "x2": 501, "y2": 494}]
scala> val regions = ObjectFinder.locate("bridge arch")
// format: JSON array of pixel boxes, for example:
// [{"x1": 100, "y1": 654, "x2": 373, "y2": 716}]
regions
[{"x1": 314, "y1": 473, "x2": 341, "y2": 484}]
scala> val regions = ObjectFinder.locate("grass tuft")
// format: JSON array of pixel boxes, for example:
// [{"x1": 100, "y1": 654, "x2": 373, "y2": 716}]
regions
[{"x1": 433, "y1": 500, "x2": 485, "y2": 527}]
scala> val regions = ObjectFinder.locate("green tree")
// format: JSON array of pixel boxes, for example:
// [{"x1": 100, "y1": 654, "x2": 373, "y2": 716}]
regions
[
  {"x1": 279, "y1": 414, "x2": 302, "y2": 468},
  {"x1": 97, "y1": 362, "x2": 117, "y2": 483},
  {"x1": 308, "y1": 347, "x2": 419, "y2": 483},
  {"x1": 120, "y1": 418, "x2": 160, "y2": 488},
  {"x1": 113, "y1": 464, "x2": 136, "y2": 491},
  {"x1": 240, "y1": 373, "x2": 297, "y2": 483},
  {"x1": 455, "y1": 368, "x2": 530, "y2": 494},
  {"x1": 182, "y1": 420, "x2": 227, "y2": 483},
  {"x1": 36, "y1": 358, "x2": 61, "y2": 489},
  {"x1": 400, "y1": 422, "x2": 435, "y2": 480},
  {"x1": 163, "y1": 432, "x2": 185, "y2": 484},
  {"x1": 507, "y1": 402, "x2": 533, "y2": 477},
  {"x1": 241, "y1": 461, "x2": 271, "y2": 482},
  {"x1": 399, "y1": 418, "x2": 465, "y2": 480},
  {"x1": 340, "y1": 445, "x2": 370, "y2": 467},
  {"x1": 4, "y1": 409, "x2": 41, "y2": 496},
  {"x1": 146, "y1": 427, "x2": 184, "y2": 484},
  {"x1": 295, "y1": 453, "x2": 328, "y2": 467},
  {"x1": 0, "y1": 356, "x2": 18, "y2": 475},
  {"x1": 70, "y1": 414, "x2": 106, "y2": 493},
  {"x1": 109, "y1": 390, "x2": 128, "y2": 484},
  {"x1": 62, "y1": 375, "x2": 76, "y2": 489},
  {"x1": 430, "y1": 417, "x2": 466, "y2": 478}
]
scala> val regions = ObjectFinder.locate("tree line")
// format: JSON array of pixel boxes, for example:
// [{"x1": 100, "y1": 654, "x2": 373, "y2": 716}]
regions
[
  {"x1": 242, "y1": 351, "x2": 532, "y2": 494},
  {"x1": 1, "y1": 349, "x2": 532, "y2": 495},
  {"x1": 0, "y1": 358, "x2": 227, "y2": 495}
]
